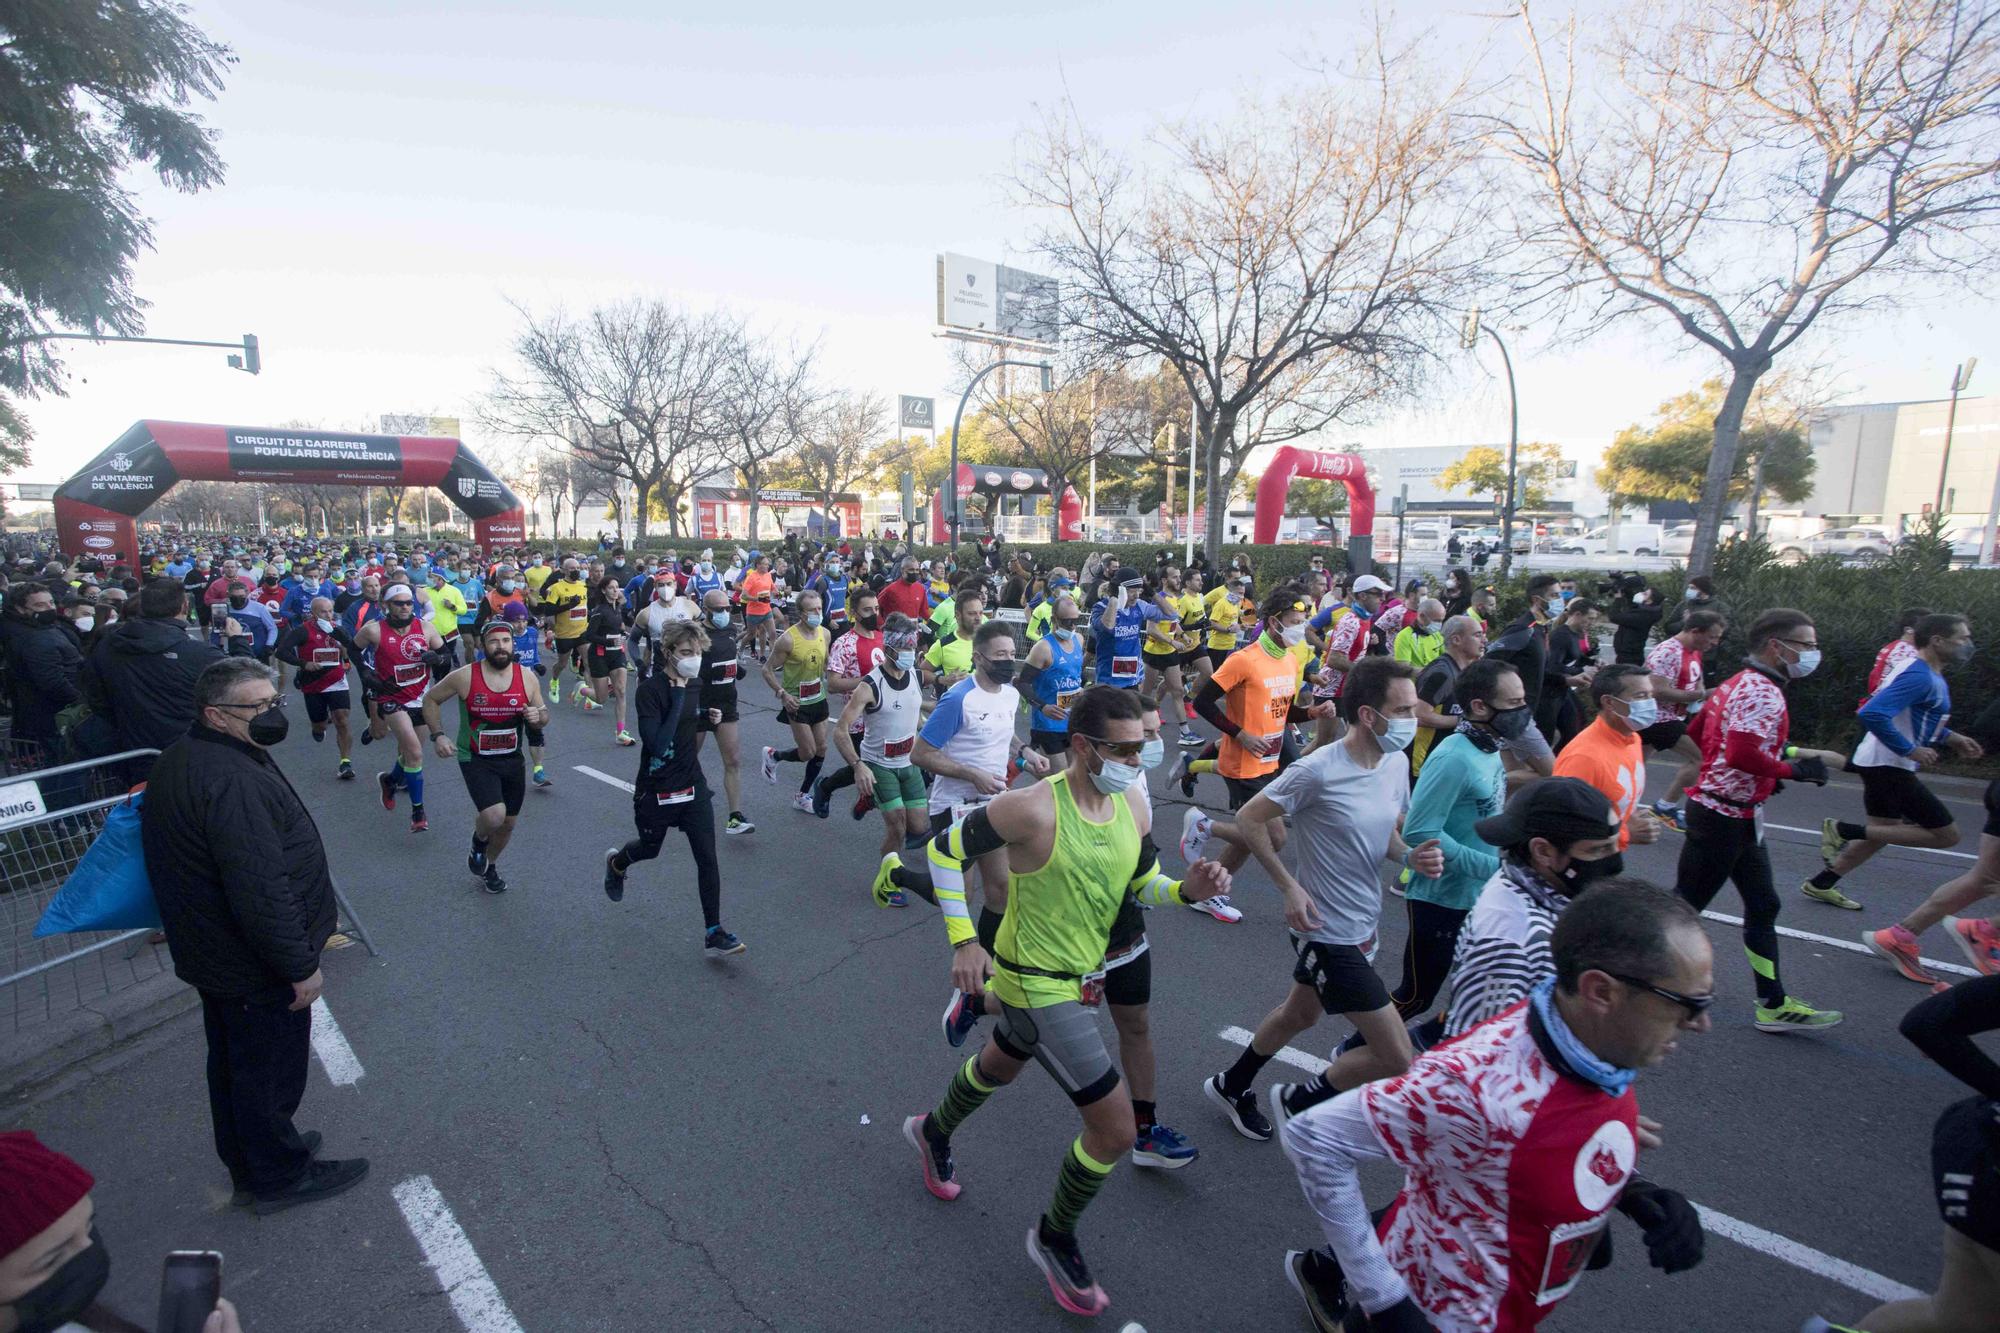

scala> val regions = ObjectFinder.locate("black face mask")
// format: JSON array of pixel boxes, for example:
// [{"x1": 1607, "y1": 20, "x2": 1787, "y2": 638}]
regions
[
  {"x1": 857, "y1": 613, "x2": 880, "y2": 631},
  {"x1": 229, "y1": 597, "x2": 249, "y2": 609},
  {"x1": 1490, "y1": 704, "x2": 1534, "y2": 740},
  {"x1": 1561, "y1": 851, "x2": 1624, "y2": 890},
  {"x1": 247, "y1": 703, "x2": 289, "y2": 747},
  {"x1": 31, "y1": 608, "x2": 59, "y2": 628},
  {"x1": 980, "y1": 658, "x2": 1019, "y2": 684},
  {"x1": 11, "y1": 1225, "x2": 111, "y2": 1333},
  {"x1": 903, "y1": 572, "x2": 919, "y2": 582}
]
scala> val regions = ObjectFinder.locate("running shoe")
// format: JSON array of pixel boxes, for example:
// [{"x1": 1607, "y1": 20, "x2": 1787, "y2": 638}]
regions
[
  {"x1": 725, "y1": 812, "x2": 755, "y2": 836},
  {"x1": 581, "y1": 696, "x2": 603, "y2": 713},
  {"x1": 311, "y1": 726, "x2": 324, "y2": 743},
  {"x1": 1389, "y1": 866, "x2": 1410, "y2": 898},
  {"x1": 602, "y1": 849, "x2": 625, "y2": 903},
  {"x1": 872, "y1": 853, "x2": 907, "y2": 909},
  {"x1": 1173, "y1": 751, "x2": 1196, "y2": 799},
  {"x1": 1945, "y1": 915, "x2": 2000, "y2": 975},
  {"x1": 548, "y1": 682, "x2": 561, "y2": 705},
  {"x1": 1179, "y1": 807, "x2": 1211, "y2": 864},
  {"x1": 481, "y1": 867, "x2": 507, "y2": 895},
  {"x1": 533, "y1": 766, "x2": 552, "y2": 789},
  {"x1": 761, "y1": 746, "x2": 778, "y2": 784},
  {"x1": 1182, "y1": 701, "x2": 1197, "y2": 722},
  {"x1": 1862, "y1": 925, "x2": 1939, "y2": 984},
  {"x1": 1177, "y1": 732, "x2": 1204, "y2": 749},
  {"x1": 614, "y1": 729, "x2": 635, "y2": 746},
  {"x1": 468, "y1": 844, "x2": 488, "y2": 876},
  {"x1": 377, "y1": 771, "x2": 396, "y2": 811},
  {"x1": 1267, "y1": 1083, "x2": 1300, "y2": 1138},
  {"x1": 1799, "y1": 1319, "x2": 1864, "y2": 1333},
  {"x1": 337, "y1": 759, "x2": 354, "y2": 781},
  {"x1": 1753, "y1": 997, "x2": 1843, "y2": 1033},
  {"x1": 409, "y1": 808, "x2": 428, "y2": 833},
  {"x1": 703, "y1": 926, "x2": 746, "y2": 957},
  {"x1": 811, "y1": 775, "x2": 834, "y2": 819},
  {"x1": 1650, "y1": 799, "x2": 1685, "y2": 833},
  {"x1": 1026, "y1": 1222, "x2": 1108, "y2": 1317},
  {"x1": 1800, "y1": 878, "x2": 1863, "y2": 911},
  {"x1": 941, "y1": 988, "x2": 980, "y2": 1047},
  {"x1": 1188, "y1": 893, "x2": 1243, "y2": 923},
  {"x1": 1131, "y1": 1122, "x2": 1198, "y2": 1169},
  {"x1": 1820, "y1": 816, "x2": 1847, "y2": 864},
  {"x1": 359, "y1": 726, "x2": 373, "y2": 745},
  {"x1": 851, "y1": 790, "x2": 874, "y2": 820},
  {"x1": 1283, "y1": 1250, "x2": 1348, "y2": 1333},
  {"x1": 903, "y1": 1114, "x2": 960, "y2": 1201},
  {"x1": 791, "y1": 791, "x2": 815, "y2": 814},
  {"x1": 1203, "y1": 1073, "x2": 1273, "y2": 1141}
]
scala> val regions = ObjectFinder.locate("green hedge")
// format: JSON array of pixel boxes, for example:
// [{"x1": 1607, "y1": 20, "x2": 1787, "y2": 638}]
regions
[{"x1": 891, "y1": 540, "x2": 1350, "y2": 590}]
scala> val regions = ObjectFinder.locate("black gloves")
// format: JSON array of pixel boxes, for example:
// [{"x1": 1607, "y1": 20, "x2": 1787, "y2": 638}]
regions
[
  {"x1": 1788, "y1": 755, "x2": 1831, "y2": 785},
  {"x1": 1618, "y1": 1178, "x2": 1705, "y2": 1273}
]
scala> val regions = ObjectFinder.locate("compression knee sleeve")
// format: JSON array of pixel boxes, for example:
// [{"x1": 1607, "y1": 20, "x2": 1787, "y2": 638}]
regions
[{"x1": 1045, "y1": 1137, "x2": 1116, "y2": 1234}]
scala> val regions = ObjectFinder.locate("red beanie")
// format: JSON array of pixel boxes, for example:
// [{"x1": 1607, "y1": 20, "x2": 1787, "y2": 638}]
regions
[{"x1": 0, "y1": 1131, "x2": 94, "y2": 1256}]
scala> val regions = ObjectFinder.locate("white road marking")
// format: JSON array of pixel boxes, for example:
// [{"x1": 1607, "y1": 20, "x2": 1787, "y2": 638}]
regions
[
  {"x1": 1697, "y1": 910, "x2": 1978, "y2": 977},
  {"x1": 574, "y1": 764, "x2": 635, "y2": 793},
  {"x1": 1215, "y1": 1028, "x2": 1926, "y2": 1303},
  {"x1": 393, "y1": 1175, "x2": 526, "y2": 1333},
  {"x1": 1761, "y1": 820, "x2": 1975, "y2": 860},
  {"x1": 309, "y1": 999, "x2": 364, "y2": 1085}
]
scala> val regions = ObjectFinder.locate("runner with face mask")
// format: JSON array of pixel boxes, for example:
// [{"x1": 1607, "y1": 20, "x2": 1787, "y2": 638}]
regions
[
  {"x1": 272, "y1": 594, "x2": 356, "y2": 779},
  {"x1": 351, "y1": 585, "x2": 447, "y2": 833}
]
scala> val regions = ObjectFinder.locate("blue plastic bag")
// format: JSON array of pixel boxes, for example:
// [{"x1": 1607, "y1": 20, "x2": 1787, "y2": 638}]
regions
[{"x1": 32, "y1": 792, "x2": 161, "y2": 936}]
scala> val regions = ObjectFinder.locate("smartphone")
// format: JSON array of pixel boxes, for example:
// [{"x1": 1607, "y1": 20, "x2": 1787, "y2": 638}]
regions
[{"x1": 157, "y1": 1250, "x2": 222, "y2": 1333}]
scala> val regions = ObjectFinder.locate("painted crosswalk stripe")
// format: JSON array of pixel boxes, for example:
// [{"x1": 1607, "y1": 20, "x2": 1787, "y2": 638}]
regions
[
  {"x1": 309, "y1": 999, "x2": 363, "y2": 1085},
  {"x1": 1215, "y1": 1028, "x2": 1924, "y2": 1303},
  {"x1": 1696, "y1": 909, "x2": 1978, "y2": 977},
  {"x1": 574, "y1": 764, "x2": 635, "y2": 793},
  {"x1": 1763, "y1": 820, "x2": 1974, "y2": 860},
  {"x1": 393, "y1": 1175, "x2": 526, "y2": 1333}
]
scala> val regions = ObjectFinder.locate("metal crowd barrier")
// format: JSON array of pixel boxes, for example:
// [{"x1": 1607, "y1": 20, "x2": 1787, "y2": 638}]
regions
[{"x1": 0, "y1": 750, "x2": 379, "y2": 1035}]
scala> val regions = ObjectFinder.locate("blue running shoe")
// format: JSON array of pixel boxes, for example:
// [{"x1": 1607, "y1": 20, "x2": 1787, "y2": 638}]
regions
[
  {"x1": 1131, "y1": 1122, "x2": 1198, "y2": 1170},
  {"x1": 704, "y1": 926, "x2": 746, "y2": 957},
  {"x1": 941, "y1": 988, "x2": 981, "y2": 1047},
  {"x1": 1651, "y1": 799, "x2": 1686, "y2": 833}
]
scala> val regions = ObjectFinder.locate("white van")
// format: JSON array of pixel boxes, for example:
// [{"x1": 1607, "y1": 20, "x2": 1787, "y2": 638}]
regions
[{"x1": 1550, "y1": 523, "x2": 1665, "y2": 557}]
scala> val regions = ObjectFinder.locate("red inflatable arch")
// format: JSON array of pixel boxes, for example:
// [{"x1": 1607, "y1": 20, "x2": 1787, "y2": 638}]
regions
[
  {"x1": 1251, "y1": 446, "x2": 1376, "y2": 546},
  {"x1": 53, "y1": 421, "x2": 526, "y2": 561},
  {"x1": 929, "y1": 462, "x2": 1082, "y2": 544}
]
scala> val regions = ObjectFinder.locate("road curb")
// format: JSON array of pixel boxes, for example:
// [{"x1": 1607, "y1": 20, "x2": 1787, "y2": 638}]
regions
[{"x1": 1, "y1": 972, "x2": 199, "y2": 1099}]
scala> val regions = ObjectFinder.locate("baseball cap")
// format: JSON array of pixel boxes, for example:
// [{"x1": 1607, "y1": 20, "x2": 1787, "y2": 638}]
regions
[
  {"x1": 1473, "y1": 777, "x2": 1615, "y2": 849},
  {"x1": 1351, "y1": 574, "x2": 1391, "y2": 594}
]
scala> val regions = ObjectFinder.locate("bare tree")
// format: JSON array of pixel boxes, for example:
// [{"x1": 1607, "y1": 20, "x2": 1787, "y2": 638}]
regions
[
  {"x1": 483, "y1": 298, "x2": 736, "y2": 541},
  {"x1": 781, "y1": 391, "x2": 890, "y2": 522},
  {"x1": 1015, "y1": 34, "x2": 1487, "y2": 559},
  {"x1": 1488, "y1": 0, "x2": 2000, "y2": 573},
  {"x1": 716, "y1": 328, "x2": 819, "y2": 543}
]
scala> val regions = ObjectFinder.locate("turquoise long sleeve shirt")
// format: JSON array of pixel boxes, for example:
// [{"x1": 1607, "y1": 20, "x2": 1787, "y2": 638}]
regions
[{"x1": 1400, "y1": 731, "x2": 1504, "y2": 911}]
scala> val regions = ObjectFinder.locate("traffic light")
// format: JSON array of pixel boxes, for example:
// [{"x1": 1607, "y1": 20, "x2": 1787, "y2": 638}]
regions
[{"x1": 228, "y1": 333, "x2": 260, "y2": 375}]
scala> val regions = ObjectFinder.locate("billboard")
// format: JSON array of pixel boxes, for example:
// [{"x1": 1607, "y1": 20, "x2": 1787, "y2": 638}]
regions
[
  {"x1": 936, "y1": 253, "x2": 1059, "y2": 343},
  {"x1": 899, "y1": 396, "x2": 935, "y2": 430}
]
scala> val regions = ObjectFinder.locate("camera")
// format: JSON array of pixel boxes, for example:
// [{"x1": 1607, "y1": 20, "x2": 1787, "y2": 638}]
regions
[{"x1": 1598, "y1": 572, "x2": 1647, "y2": 599}]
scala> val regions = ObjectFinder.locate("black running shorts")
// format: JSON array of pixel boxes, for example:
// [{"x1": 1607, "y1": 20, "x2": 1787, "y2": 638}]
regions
[
  {"x1": 1292, "y1": 936, "x2": 1391, "y2": 1016},
  {"x1": 1857, "y1": 765, "x2": 1955, "y2": 831},
  {"x1": 1639, "y1": 719, "x2": 1689, "y2": 752},
  {"x1": 459, "y1": 757, "x2": 526, "y2": 816},
  {"x1": 303, "y1": 690, "x2": 351, "y2": 725},
  {"x1": 1932, "y1": 1095, "x2": 2000, "y2": 1251}
]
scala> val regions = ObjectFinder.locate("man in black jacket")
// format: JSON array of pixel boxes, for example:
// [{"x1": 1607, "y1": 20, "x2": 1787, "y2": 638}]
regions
[
  {"x1": 142, "y1": 657, "x2": 369, "y2": 1214},
  {"x1": 1605, "y1": 574, "x2": 1664, "y2": 664},
  {"x1": 0, "y1": 581, "x2": 82, "y2": 762},
  {"x1": 82, "y1": 579, "x2": 246, "y2": 782}
]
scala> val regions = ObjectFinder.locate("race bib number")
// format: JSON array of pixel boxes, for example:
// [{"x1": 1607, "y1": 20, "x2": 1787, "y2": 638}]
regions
[
  {"x1": 1056, "y1": 689, "x2": 1080, "y2": 711},
  {"x1": 474, "y1": 727, "x2": 519, "y2": 756},
  {"x1": 654, "y1": 786, "x2": 695, "y2": 806},
  {"x1": 797, "y1": 678, "x2": 823, "y2": 702},
  {"x1": 393, "y1": 662, "x2": 429, "y2": 687},
  {"x1": 712, "y1": 661, "x2": 738, "y2": 683},
  {"x1": 568, "y1": 605, "x2": 587, "y2": 621},
  {"x1": 883, "y1": 735, "x2": 914, "y2": 759},
  {"x1": 1537, "y1": 1218, "x2": 1608, "y2": 1306},
  {"x1": 311, "y1": 647, "x2": 341, "y2": 668},
  {"x1": 1111, "y1": 654, "x2": 1140, "y2": 679}
]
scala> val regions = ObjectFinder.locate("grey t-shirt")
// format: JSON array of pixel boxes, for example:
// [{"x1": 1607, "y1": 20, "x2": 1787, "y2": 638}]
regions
[{"x1": 1259, "y1": 740, "x2": 1410, "y2": 945}]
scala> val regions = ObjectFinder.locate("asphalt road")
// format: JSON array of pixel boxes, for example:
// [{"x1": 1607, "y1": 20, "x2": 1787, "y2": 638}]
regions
[{"x1": 9, "y1": 670, "x2": 1993, "y2": 1333}]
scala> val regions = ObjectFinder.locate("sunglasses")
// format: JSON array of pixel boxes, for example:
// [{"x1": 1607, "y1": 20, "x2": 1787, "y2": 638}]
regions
[
  {"x1": 1610, "y1": 973, "x2": 1714, "y2": 1020},
  {"x1": 214, "y1": 695, "x2": 286, "y2": 712},
  {"x1": 1082, "y1": 734, "x2": 1146, "y2": 760}
]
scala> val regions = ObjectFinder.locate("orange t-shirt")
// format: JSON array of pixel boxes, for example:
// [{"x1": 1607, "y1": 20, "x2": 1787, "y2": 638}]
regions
[
  {"x1": 1551, "y1": 716, "x2": 1645, "y2": 849},
  {"x1": 741, "y1": 571, "x2": 774, "y2": 615},
  {"x1": 1208, "y1": 640, "x2": 1307, "y2": 779}
]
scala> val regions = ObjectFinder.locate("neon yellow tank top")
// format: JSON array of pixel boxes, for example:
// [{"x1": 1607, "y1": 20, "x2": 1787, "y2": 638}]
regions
[
  {"x1": 780, "y1": 625, "x2": 829, "y2": 691},
  {"x1": 990, "y1": 772, "x2": 1141, "y2": 1009}
]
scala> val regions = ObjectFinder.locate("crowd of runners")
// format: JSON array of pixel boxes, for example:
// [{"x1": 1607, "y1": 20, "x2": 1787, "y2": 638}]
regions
[{"x1": 4, "y1": 529, "x2": 1996, "y2": 1332}]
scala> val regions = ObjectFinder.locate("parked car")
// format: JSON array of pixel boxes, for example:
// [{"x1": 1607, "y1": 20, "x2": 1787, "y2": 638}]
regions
[
  {"x1": 1657, "y1": 522, "x2": 1742, "y2": 557},
  {"x1": 1549, "y1": 523, "x2": 1665, "y2": 557},
  {"x1": 1939, "y1": 525, "x2": 1990, "y2": 563},
  {"x1": 1776, "y1": 525, "x2": 1896, "y2": 564}
]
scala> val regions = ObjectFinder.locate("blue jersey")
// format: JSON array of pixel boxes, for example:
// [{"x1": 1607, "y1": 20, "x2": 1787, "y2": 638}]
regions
[
  {"x1": 1030, "y1": 631, "x2": 1085, "y2": 734},
  {"x1": 1091, "y1": 599, "x2": 1158, "y2": 688},
  {"x1": 815, "y1": 573, "x2": 851, "y2": 629},
  {"x1": 493, "y1": 622, "x2": 541, "y2": 669},
  {"x1": 689, "y1": 568, "x2": 725, "y2": 600}
]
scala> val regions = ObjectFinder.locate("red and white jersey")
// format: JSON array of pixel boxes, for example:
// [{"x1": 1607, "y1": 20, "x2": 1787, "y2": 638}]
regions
[
  {"x1": 1688, "y1": 666, "x2": 1790, "y2": 818},
  {"x1": 1868, "y1": 638, "x2": 1918, "y2": 698},
  {"x1": 377, "y1": 620, "x2": 433, "y2": 705},
  {"x1": 254, "y1": 586, "x2": 287, "y2": 623},
  {"x1": 299, "y1": 621, "x2": 349, "y2": 696},
  {"x1": 828, "y1": 630, "x2": 885, "y2": 735},
  {"x1": 1317, "y1": 613, "x2": 1368, "y2": 699},
  {"x1": 1362, "y1": 1002, "x2": 1638, "y2": 1331},
  {"x1": 1643, "y1": 636, "x2": 1703, "y2": 723}
]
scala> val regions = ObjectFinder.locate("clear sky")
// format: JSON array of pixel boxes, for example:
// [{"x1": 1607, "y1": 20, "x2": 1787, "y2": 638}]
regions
[{"x1": 13, "y1": 0, "x2": 1993, "y2": 495}]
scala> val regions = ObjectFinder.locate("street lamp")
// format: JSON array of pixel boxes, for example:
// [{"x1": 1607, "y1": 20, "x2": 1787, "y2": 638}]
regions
[
  {"x1": 946, "y1": 358, "x2": 1052, "y2": 552},
  {"x1": 1461, "y1": 308, "x2": 1521, "y2": 576},
  {"x1": 1936, "y1": 357, "x2": 1977, "y2": 516}
]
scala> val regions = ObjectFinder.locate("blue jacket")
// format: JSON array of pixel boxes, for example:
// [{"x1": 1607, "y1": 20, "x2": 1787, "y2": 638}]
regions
[{"x1": 1858, "y1": 655, "x2": 1953, "y2": 759}]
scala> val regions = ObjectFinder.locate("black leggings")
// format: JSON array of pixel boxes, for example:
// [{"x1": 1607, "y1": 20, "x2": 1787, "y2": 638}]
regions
[
  {"x1": 618, "y1": 791, "x2": 722, "y2": 930},
  {"x1": 1391, "y1": 897, "x2": 1468, "y2": 1019},
  {"x1": 1675, "y1": 801, "x2": 1786, "y2": 1005}
]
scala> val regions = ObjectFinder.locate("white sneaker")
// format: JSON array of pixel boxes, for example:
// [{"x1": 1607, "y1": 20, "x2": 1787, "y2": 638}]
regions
[
  {"x1": 1180, "y1": 806, "x2": 1212, "y2": 864},
  {"x1": 792, "y1": 791, "x2": 815, "y2": 813},
  {"x1": 761, "y1": 746, "x2": 778, "y2": 785},
  {"x1": 1189, "y1": 893, "x2": 1243, "y2": 923}
]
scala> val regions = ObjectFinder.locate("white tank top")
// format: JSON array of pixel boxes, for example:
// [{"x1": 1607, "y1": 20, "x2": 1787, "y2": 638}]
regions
[{"x1": 859, "y1": 665, "x2": 921, "y2": 767}]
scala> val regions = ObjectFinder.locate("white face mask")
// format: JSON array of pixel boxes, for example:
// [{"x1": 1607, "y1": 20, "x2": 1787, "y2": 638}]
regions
[
  {"x1": 1279, "y1": 622, "x2": 1306, "y2": 646},
  {"x1": 1787, "y1": 648, "x2": 1822, "y2": 678},
  {"x1": 315, "y1": 617, "x2": 335, "y2": 634},
  {"x1": 74, "y1": 617, "x2": 94, "y2": 634},
  {"x1": 674, "y1": 654, "x2": 704, "y2": 679}
]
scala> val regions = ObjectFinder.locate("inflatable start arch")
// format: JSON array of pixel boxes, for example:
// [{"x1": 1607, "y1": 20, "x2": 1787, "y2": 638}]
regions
[
  {"x1": 1251, "y1": 446, "x2": 1377, "y2": 546},
  {"x1": 54, "y1": 421, "x2": 526, "y2": 560}
]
